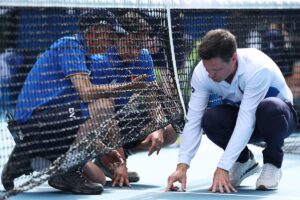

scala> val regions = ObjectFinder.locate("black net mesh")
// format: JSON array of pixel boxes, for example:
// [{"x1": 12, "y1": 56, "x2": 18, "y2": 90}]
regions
[{"x1": 0, "y1": 7, "x2": 184, "y2": 199}]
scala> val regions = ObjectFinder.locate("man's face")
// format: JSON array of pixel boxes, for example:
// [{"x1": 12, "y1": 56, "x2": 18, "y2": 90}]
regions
[
  {"x1": 146, "y1": 35, "x2": 161, "y2": 54},
  {"x1": 118, "y1": 32, "x2": 145, "y2": 61},
  {"x1": 202, "y1": 53, "x2": 237, "y2": 83},
  {"x1": 86, "y1": 25, "x2": 116, "y2": 54}
]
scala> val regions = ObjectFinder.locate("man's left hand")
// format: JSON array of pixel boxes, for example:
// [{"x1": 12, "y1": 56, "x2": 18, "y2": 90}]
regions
[
  {"x1": 112, "y1": 163, "x2": 131, "y2": 187},
  {"x1": 141, "y1": 129, "x2": 164, "y2": 156},
  {"x1": 209, "y1": 167, "x2": 237, "y2": 193}
]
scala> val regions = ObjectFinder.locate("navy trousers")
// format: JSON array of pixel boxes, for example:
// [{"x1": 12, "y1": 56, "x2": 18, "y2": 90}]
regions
[{"x1": 202, "y1": 97, "x2": 298, "y2": 168}]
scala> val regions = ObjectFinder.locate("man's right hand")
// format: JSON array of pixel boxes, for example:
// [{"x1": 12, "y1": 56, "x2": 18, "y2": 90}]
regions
[
  {"x1": 103, "y1": 149, "x2": 125, "y2": 169},
  {"x1": 165, "y1": 163, "x2": 189, "y2": 192},
  {"x1": 130, "y1": 74, "x2": 148, "y2": 89}
]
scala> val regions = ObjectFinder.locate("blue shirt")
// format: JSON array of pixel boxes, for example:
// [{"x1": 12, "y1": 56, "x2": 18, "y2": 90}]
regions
[
  {"x1": 15, "y1": 33, "x2": 90, "y2": 123},
  {"x1": 90, "y1": 54, "x2": 117, "y2": 85},
  {"x1": 90, "y1": 47, "x2": 155, "y2": 111}
]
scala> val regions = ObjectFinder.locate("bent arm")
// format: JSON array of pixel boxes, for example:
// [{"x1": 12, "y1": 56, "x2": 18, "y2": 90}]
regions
[
  {"x1": 69, "y1": 73, "x2": 147, "y2": 102},
  {"x1": 179, "y1": 64, "x2": 210, "y2": 166}
]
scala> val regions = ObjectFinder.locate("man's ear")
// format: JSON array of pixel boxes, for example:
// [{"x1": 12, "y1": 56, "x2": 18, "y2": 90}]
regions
[
  {"x1": 82, "y1": 26, "x2": 93, "y2": 42},
  {"x1": 232, "y1": 52, "x2": 237, "y2": 62}
]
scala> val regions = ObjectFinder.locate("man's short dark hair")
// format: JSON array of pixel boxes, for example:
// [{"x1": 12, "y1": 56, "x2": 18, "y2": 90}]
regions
[
  {"x1": 198, "y1": 29, "x2": 237, "y2": 62},
  {"x1": 78, "y1": 8, "x2": 126, "y2": 35}
]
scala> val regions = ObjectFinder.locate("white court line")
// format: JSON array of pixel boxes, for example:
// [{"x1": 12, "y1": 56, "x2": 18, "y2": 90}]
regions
[
  {"x1": 26, "y1": 183, "x2": 300, "y2": 200},
  {"x1": 119, "y1": 189, "x2": 300, "y2": 200},
  {"x1": 164, "y1": 191, "x2": 300, "y2": 200}
]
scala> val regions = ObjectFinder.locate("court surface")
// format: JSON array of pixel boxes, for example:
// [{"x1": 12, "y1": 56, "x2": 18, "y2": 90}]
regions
[{"x1": 1, "y1": 135, "x2": 300, "y2": 200}]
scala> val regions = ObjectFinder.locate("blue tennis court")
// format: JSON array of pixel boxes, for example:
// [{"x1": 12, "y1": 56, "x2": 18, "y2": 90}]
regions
[{"x1": 1, "y1": 136, "x2": 300, "y2": 200}]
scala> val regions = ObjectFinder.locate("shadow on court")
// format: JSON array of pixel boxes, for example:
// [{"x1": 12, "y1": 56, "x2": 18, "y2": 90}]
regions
[{"x1": 104, "y1": 181, "x2": 160, "y2": 190}]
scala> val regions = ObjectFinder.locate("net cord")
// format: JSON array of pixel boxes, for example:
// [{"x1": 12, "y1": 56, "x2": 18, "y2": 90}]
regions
[{"x1": 2, "y1": 0, "x2": 300, "y2": 9}]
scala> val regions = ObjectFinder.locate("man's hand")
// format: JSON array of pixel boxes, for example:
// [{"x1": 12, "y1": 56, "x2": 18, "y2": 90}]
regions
[
  {"x1": 102, "y1": 149, "x2": 125, "y2": 169},
  {"x1": 141, "y1": 129, "x2": 164, "y2": 156},
  {"x1": 112, "y1": 162, "x2": 131, "y2": 187},
  {"x1": 209, "y1": 167, "x2": 237, "y2": 193},
  {"x1": 100, "y1": 148, "x2": 130, "y2": 187},
  {"x1": 130, "y1": 74, "x2": 148, "y2": 89},
  {"x1": 165, "y1": 163, "x2": 188, "y2": 192},
  {"x1": 109, "y1": 148, "x2": 131, "y2": 187}
]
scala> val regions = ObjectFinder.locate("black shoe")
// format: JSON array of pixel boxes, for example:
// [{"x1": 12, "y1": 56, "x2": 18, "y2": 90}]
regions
[
  {"x1": 48, "y1": 167, "x2": 104, "y2": 195},
  {"x1": 1, "y1": 146, "x2": 33, "y2": 191},
  {"x1": 94, "y1": 157, "x2": 140, "y2": 183}
]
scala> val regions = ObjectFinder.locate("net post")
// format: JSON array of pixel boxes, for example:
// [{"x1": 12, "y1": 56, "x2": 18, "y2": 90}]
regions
[{"x1": 166, "y1": 7, "x2": 187, "y2": 118}]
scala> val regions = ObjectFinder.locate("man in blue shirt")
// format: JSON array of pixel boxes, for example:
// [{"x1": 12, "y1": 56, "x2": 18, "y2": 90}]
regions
[
  {"x1": 90, "y1": 47, "x2": 178, "y2": 188},
  {"x1": 89, "y1": 11, "x2": 178, "y2": 188},
  {"x1": 1, "y1": 9, "x2": 148, "y2": 194}
]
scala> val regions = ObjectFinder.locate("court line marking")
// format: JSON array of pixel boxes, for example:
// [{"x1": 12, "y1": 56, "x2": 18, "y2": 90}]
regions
[
  {"x1": 15, "y1": 184, "x2": 300, "y2": 200},
  {"x1": 174, "y1": 191, "x2": 299, "y2": 200},
  {"x1": 121, "y1": 189, "x2": 300, "y2": 200}
]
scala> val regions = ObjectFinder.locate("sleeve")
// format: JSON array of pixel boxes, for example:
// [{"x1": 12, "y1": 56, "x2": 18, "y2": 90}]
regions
[
  {"x1": 132, "y1": 49, "x2": 155, "y2": 82},
  {"x1": 57, "y1": 40, "x2": 90, "y2": 77},
  {"x1": 217, "y1": 68, "x2": 272, "y2": 171},
  {"x1": 90, "y1": 54, "x2": 116, "y2": 85},
  {"x1": 178, "y1": 65, "x2": 210, "y2": 166}
]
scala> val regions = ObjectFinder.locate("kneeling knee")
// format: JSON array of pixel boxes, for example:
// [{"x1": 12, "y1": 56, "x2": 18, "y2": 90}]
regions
[{"x1": 83, "y1": 161, "x2": 106, "y2": 185}]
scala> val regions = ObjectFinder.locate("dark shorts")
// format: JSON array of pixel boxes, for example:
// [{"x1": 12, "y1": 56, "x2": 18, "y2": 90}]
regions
[{"x1": 17, "y1": 102, "x2": 87, "y2": 162}]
